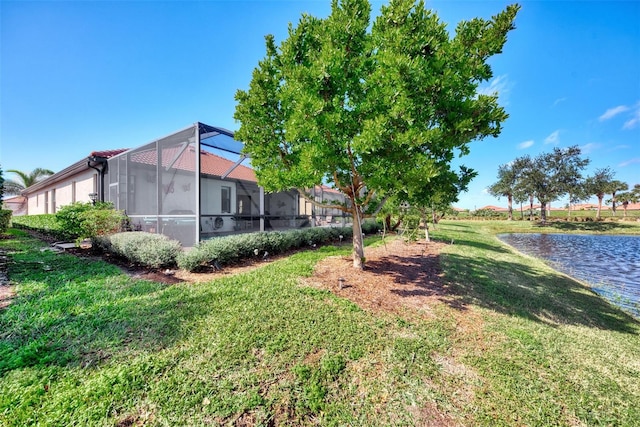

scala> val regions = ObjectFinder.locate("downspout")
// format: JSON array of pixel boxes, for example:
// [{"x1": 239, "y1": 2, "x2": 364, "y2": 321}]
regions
[{"x1": 87, "y1": 156, "x2": 108, "y2": 202}]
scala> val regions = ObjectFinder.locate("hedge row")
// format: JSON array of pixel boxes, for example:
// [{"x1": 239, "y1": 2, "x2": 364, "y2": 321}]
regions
[
  {"x1": 177, "y1": 227, "x2": 354, "y2": 272},
  {"x1": 11, "y1": 211, "x2": 382, "y2": 272},
  {"x1": 10, "y1": 214, "x2": 69, "y2": 240},
  {"x1": 93, "y1": 232, "x2": 182, "y2": 269}
]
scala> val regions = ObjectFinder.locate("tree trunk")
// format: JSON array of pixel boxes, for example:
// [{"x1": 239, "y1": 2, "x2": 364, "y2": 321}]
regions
[
  {"x1": 540, "y1": 201, "x2": 547, "y2": 223},
  {"x1": 622, "y1": 202, "x2": 628, "y2": 218},
  {"x1": 596, "y1": 194, "x2": 604, "y2": 219},
  {"x1": 529, "y1": 194, "x2": 534, "y2": 221},
  {"x1": 567, "y1": 193, "x2": 572, "y2": 219},
  {"x1": 612, "y1": 197, "x2": 617, "y2": 216},
  {"x1": 384, "y1": 214, "x2": 402, "y2": 232},
  {"x1": 420, "y1": 209, "x2": 430, "y2": 242},
  {"x1": 507, "y1": 195, "x2": 513, "y2": 220},
  {"x1": 352, "y1": 208, "x2": 365, "y2": 269}
]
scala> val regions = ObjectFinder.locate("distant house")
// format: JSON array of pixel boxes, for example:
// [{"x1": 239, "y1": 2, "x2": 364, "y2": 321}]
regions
[
  {"x1": 2, "y1": 195, "x2": 28, "y2": 216},
  {"x1": 477, "y1": 205, "x2": 510, "y2": 212},
  {"x1": 19, "y1": 122, "x2": 348, "y2": 246}
]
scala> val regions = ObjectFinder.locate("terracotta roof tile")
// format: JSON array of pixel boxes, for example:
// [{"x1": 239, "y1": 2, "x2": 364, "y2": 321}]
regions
[
  {"x1": 90, "y1": 149, "x2": 129, "y2": 158},
  {"x1": 129, "y1": 146, "x2": 256, "y2": 182}
]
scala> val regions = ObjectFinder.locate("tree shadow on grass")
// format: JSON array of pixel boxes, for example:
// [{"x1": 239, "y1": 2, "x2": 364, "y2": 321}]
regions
[
  {"x1": 0, "y1": 251, "x2": 221, "y2": 375},
  {"x1": 440, "y1": 251, "x2": 639, "y2": 334}
]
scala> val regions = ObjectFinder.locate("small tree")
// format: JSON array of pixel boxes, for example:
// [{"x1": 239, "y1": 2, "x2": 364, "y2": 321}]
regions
[
  {"x1": 235, "y1": 0, "x2": 519, "y2": 268},
  {"x1": 617, "y1": 184, "x2": 640, "y2": 218},
  {"x1": 606, "y1": 180, "x2": 628, "y2": 216},
  {"x1": 489, "y1": 162, "x2": 518, "y2": 220},
  {"x1": 585, "y1": 167, "x2": 616, "y2": 220}
]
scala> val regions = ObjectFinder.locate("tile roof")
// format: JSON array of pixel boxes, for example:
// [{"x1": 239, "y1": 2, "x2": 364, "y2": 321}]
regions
[
  {"x1": 129, "y1": 146, "x2": 256, "y2": 182},
  {"x1": 477, "y1": 205, "x2": 509, "y2": 212},
  {"x1": 90, "y1": 149, "x2": 129, "y2": 158}
]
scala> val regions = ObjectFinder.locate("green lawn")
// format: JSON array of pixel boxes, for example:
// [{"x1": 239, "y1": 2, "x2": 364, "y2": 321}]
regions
[{"x1": 1, "y1": 222, "x2": 639, "y2": 426}]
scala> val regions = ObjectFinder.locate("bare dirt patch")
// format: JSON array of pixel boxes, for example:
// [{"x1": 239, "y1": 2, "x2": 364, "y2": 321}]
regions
[{"x1": 304, "y1": 238, "x2": 466, "y2": 319}]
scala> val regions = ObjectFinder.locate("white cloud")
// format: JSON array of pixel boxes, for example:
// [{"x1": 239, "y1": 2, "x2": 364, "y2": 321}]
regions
[
  {"x1": 599, "y1": 105, "x2": 629, "y2": 121},
  {"x1": 579, "y1": 142, "x2": 601, "y2": 154},
  {"x1": 544, "y1": 130, "x2": 560, "y2": 145},
  {"x1": 552, "y1": 97, "x2": 567, "y2": 107},
  {"x1": 622, "y1": 106, "x2": 640, "y2": 130},
  {"x1": 481, "y1": 187, "x2": 489, "y2": 194},
  {"x1": 518, "y1": 140, "x2": 534, "y2": 149},
  {"x1": 618, "y1": 158, "x2": 640, "y2": 168},
  {"x1": 478, "y1": 75, "x2": 512, "y2": 103}
]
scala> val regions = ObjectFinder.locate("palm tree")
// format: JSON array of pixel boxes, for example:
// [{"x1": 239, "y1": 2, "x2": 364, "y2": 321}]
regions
[
  {"x1": 618, "y1": 184, "x2": 640, "y2": 218},
  {"x1": 3, "y1": 168, "x2": 55, "y2": 195},
  {"x1": 607, "y1": 180, "x2": 628, "y2": 216}
]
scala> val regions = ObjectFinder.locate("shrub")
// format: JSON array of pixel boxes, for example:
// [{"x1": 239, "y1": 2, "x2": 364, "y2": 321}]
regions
[
  {"x1": 0, "y1": 210, "x2": 11, "y2": 233},
  {"x1": 56, "y1": 202, "x2": 126, "y2": 242},
  {"x1": 95, "y1": 232, "x2": 181, "y2": 269},
  {"x1": 177, "y1": 226, "x2": 353, "y2": 272},
  {"x1": 360, "y1": 219, "x2": 382, "y2": 235},
  {"x1": 10, "y1": 214, "x2": 68, "y2": 240}
]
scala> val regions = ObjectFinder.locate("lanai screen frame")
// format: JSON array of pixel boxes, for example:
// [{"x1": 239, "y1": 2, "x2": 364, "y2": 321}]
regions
[{"x1": 105, "y1": 122, "x2": 347, "y2": 247}]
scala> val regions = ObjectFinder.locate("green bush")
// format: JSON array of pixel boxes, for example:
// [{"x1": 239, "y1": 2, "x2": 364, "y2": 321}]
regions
[
  {"x1": 10, "y1": 214, "x2": 68, "y2": 239},
  {"x1": 0, "y1": 210, "x2": 11, "y2": 233},
  {"x1": 177, "y1": 227, "x2": 353, "y2": 272},
  {"x1": 94, "y1": 232, "x2": 181, "y2": 269},
  {"x1": 56, "y1": 202, "x2": 125, "y2": 242},
  {"x1": 360, "y1": 219, "x2": 382, "y2": 235}
]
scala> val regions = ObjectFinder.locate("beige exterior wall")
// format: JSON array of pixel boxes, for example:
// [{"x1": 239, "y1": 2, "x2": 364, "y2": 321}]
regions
[{"x1": 26, "y1": 170, "x2": 97, "y2": 215}]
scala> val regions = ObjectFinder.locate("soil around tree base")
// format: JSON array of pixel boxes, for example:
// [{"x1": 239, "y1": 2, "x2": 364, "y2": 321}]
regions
[{"x1": 304, "y1": 238, "x2": 462, "y2": 319}]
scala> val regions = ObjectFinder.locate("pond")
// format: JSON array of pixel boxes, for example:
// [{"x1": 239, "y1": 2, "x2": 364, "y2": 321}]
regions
[{"x1": 498, "y1": 233, "x2": 640, "y2": 318}]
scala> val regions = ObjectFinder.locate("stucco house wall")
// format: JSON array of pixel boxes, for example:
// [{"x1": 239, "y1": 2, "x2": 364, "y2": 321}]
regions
[{"x1": 26, "y1": 169, "x2": 98, "y2": 215}]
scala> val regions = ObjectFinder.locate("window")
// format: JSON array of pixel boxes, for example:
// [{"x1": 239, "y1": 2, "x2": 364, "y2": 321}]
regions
[
  {"x1": 51, "y1": 189, "x2": 56, "y2": 213},
  {"x1": 221, "y1": 186, "x2": 231, "y2": 213},
  {"x1": 72, "y1": 181, "x2": 76, "y2": 203}
]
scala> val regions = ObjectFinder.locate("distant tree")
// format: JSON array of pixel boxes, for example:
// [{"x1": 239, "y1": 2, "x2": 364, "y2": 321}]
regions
[
  {"x1": 585, "y1": 167, "x2": 616, "y2": 220},
  {"x1": 234, "y1": 0, "x2": 519, "y2": 269},
  {"x1": 521, "y1": 146, "x2": 588, "y2": 223},
  {"x1": 606, "y1": 180, "x2": 628, "y2": 216},
  {"x1": 510, "y1": 155, "x2": 536, "y2": 220},
  {"x1": 617, "y1": 184, "x2": 640, "y2": 218},
  {"x1": 400, "y1": 165, "x2": 477, "y2": 241},
  {"x1": 514, "y1": 146, "x2": 588, "y2": 223},
  {"x1": 0, "y1": 164, "x2": 4, "y2": 202},
  {"x1": 489, "y1": 162, "x2": 518, "y2": 220},
  {"x1": 3, "y1": 168, "x2": 54, "y2": 195},
  {"x1": 553, "y1": 146, "x2": 589, "y2": 219}
]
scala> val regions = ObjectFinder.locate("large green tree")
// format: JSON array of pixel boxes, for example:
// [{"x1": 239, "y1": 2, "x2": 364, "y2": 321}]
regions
[
  {"x1": 3, "y1": 168, "x2": 54, "y2": 195},
  {"x1": 235, "y1": 0, "x2": 519, "y2": 268}
]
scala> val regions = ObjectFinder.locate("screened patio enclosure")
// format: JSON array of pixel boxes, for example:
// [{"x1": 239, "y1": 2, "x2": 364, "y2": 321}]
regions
[{"x1": 104, "y1": 122, "x2": 347, "y2": 247}]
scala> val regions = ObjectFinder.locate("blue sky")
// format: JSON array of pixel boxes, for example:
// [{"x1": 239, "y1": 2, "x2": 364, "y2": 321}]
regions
[{"x1": 1, "y1": 0, "x2": 638, "y2": 210}]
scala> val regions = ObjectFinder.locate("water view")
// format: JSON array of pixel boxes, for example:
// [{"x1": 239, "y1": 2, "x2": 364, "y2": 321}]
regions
[{"x1": 498, "y1": 233, "x2": 640, "y2": 318}]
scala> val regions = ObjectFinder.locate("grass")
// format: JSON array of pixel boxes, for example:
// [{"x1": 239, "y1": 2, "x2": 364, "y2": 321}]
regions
[{"x1": 1, "y1": 223, "x2": 639, "y2": 426}]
